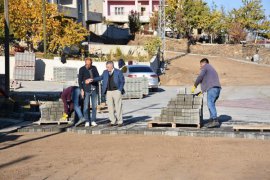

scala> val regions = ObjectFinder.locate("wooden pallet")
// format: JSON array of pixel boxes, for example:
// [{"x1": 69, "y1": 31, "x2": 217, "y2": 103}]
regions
[
  {"x1": 34, "y1": 120, "x2": 71, "y2": 125},
  {"x1": 233, "y1": 124, "x2": 270, "y2": 132},
  {"x1": 148, "y1": 121, "x2": 201, "y2": 129}
]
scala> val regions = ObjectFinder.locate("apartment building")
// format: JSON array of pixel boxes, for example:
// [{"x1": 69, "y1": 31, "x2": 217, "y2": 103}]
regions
[
  {"x1": 103, "y1": 0, "x2": 159, "y2": 24},
  {"x1": 48, "y1": 0, "x2": 103, "y2": 28}
]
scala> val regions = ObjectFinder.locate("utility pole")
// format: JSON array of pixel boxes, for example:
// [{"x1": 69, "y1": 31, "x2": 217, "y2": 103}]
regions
[
  {"x1": 4, "y1": 0, "x2": 9, "y2": 95},
  {"x1": 158, "y1": 0, "x2": 165, "y2": 61},
  {"x1": 42, "y1": 0, "x2": 47, "y2": 56}
]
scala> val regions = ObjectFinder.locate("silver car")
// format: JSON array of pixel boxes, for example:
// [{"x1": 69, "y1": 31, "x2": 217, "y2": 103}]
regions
[{"x1": 121, "y1": 65, "x2": 159, "y2": 89}]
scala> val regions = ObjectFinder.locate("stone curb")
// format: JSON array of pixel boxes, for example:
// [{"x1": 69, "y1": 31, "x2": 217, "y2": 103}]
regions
[{"x1": 17, "y1": 125, "x2": 270, "y2": 140}]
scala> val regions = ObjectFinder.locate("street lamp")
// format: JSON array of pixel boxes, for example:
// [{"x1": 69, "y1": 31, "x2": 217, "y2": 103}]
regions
[{"x1": 4, "y1": 0, "x2": 9, "y2": 95}]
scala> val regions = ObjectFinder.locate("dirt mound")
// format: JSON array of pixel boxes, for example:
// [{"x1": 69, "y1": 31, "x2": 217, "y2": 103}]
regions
[{"x1": 160, "y1": 54, "x2": 270, "y2": 86}]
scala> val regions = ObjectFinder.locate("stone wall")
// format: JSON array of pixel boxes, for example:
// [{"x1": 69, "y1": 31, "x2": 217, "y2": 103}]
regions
[{"x1": 165, "y1": 39, "x2": 270, "y2": 64}]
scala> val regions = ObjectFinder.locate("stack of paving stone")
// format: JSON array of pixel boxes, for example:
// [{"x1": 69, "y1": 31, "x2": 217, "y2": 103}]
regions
[
  {"x1": 38, "y1": 99, "x2": 74, "y2": 124},
  {"x1": 154, "y1": 87, "x2": 203, "y2": 127},
  {"x1": 14, "y1": 53, "x2": 35, "y2": 81},
  {"x1": 53, "y1": 67, "x2": 78, "y2": 82},
  {"x1": 142, "y1": 78, "x2": 149, "y2": 95},
  {"x1": 122, "y1": 77, "x2": 149, "y2": 99}
]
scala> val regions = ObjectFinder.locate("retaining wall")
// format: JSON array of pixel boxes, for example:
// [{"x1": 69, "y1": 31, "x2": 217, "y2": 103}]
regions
[{"x1": 0, "y1": 56, "x2": 150, "y2": 81}]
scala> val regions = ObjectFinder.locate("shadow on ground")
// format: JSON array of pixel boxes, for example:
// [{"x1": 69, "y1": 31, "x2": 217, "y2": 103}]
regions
[
  {"x1": 202, "y1": 114, "x2": 232, "y2": 127},
  {"x1": 0, "y1": 131, "x2": 64, "y2": 151},
  {"x1": 0, "y1": 155, "x2": 35, "y2": 169}
]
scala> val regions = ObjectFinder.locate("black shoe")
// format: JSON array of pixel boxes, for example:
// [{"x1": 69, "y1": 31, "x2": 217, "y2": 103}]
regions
[
  {"x1": 108, "y1": 123, "x2": 117, "y2": 127},
  {"x1": 207, "y1": 119, "x2": 220, "y2": 128},
  {"x1": 117, "y1": 124, "x2": 123, "y2": 127},
  {"x1": 204, "y1": 119, "x2": 214, "y2": 128}
]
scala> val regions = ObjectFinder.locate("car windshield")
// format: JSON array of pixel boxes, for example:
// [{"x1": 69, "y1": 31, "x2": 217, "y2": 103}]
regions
[{"x1": 129, "y1": 66, "x2": 153, "y2": 73}]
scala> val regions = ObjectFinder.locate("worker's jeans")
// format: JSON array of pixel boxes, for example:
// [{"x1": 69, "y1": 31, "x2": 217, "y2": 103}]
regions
[
  {"x1": 72, "y1": 87, "x2": 83, "y2": 119},
  {"x1": 207, "y1": 87, "x2": 221, "y2": 119},
  {"x1": 83, "y1": 90, "x2": 97, "y2": 123}
]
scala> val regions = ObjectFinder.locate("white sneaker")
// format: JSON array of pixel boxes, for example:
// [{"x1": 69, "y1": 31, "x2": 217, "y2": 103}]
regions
[
  {"x1": 85, "y1": 122, "x2": 90, "y2": 127},
  {"x1": 91, "y1": 121, "x2": 97, "y2": 127}
]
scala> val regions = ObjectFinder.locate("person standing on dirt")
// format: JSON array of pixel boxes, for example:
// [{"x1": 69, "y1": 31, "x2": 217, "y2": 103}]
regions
[
  {"x1": 77, "y1": 58, "x2": 99, "y2": 127},
  {"x1": 91, "y1": 61, "x2": 125, "y2": 127},
  {"x1": 61, "y1": 86, "x2": 84, "y2": 125},
  {"x1": 192, "y1": 58, "x2": 221, "y2": 128}
]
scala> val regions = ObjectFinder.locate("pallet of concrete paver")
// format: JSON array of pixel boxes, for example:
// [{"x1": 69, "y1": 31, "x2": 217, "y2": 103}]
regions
[
  {"x1": 35, "y1": 120, "x2": 70, "y2": 125},
  {"x1": 152, "y1": 87, "x2": 203, "y2": 128},
  {"x1": 37, "y1": 100, "x2": 74, "y2": 125},
  {"x1": 148, "y1": 120, "x2": 201, "y2": 128},
  {"x1": 53, "y1": 67, "x2": 78, "y2": 82},
  {"x1": 122, "y1": 77, "x2": 148, "y2": 99},
  {"x1": 233, "y1": 124, "x2": 270, "y2": 132}
]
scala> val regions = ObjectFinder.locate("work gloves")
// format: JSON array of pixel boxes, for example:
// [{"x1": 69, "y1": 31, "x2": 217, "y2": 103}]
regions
[
  {"x1": 61, "y1": 113, "x2": 69, "y2": 121},
  {"x1": 191, "y1": 85, "x2": 196, "y2": 93},
  {"x1": 191, "y1": 85, "x2": 202, "y2": 96}
]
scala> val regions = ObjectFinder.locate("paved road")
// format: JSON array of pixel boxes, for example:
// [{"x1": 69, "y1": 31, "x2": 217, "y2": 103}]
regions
[{"x1": 12, "y1": 81, "x2": 270, "y2": 125}]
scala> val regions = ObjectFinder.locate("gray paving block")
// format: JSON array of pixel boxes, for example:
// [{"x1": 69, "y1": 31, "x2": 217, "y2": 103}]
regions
[
  {"x1": 182, "y1": 109, "x2": 200, "y2": 113},
  {"x1": 167, "y1": 112, "x2": 175, "y2": 116},
  {"x1": 167, "y1": 105, "x2": 176, "y2": 109},
  {"x1": 175, "y1": 101, "x2": 185, "y2": 105},
  {"x1": 177, "y1": 88, "x2": 186, "y2": 94}
]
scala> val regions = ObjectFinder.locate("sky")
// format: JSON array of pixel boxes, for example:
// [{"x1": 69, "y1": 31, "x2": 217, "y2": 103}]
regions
[{"x1": 204, "y1": 0, "x2": 270, "y2": 17}]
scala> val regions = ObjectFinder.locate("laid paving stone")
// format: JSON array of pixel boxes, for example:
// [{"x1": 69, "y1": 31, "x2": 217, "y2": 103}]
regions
[{"x1": 16, "y1": 121, "x2": 270, "y2": 140}]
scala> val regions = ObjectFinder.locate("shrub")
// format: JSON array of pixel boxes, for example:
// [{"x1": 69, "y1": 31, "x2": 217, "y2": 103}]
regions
[{"x1": 144, "y1": 36, "x2": 161, "y2": 56}]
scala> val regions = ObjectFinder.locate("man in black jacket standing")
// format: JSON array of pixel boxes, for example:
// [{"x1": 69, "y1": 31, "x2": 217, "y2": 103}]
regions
[{"x1": 76, "y1": 58, "x2": 99, "y2": 127}]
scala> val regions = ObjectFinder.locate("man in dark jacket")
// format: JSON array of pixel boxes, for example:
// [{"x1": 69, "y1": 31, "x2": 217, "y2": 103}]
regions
[
  {"x1": 192, "y1": 58, "x2": 221, "y2": 128},
  {"x1": 61, "y1": 86, "x2": 84, "y2": 125},
  {"x1": 92, "y1": 61, "x2": 125, "y2": 127},
  {"x1": 77, "y1": 58, "x2": 99, "y2": 127}
]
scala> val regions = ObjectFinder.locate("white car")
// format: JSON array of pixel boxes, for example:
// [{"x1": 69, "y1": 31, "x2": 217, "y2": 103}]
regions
[{"x1": 121, "y1": 65, "x2": 159, "y2": 90}]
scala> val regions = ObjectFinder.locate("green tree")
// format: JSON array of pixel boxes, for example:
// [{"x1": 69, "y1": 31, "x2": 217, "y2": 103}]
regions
[
  {"x1": 166, "y1": 0, "x2": 211, "y2": 36},
  {"x1": 144, "y1": 36, "x2": 161, "y2": 56},
  {"x1": 182, "y1": 0, "x2": 210, "y2": 35},
  {"x1": 203, "y1": 2, "x2": 228, "y2": 43},
  {"x1": 226, "y1": 0, "x2": 270, "y2": 42},
  {"x1": 129, "y1": 11, "x2": 141, "y2": 35}
]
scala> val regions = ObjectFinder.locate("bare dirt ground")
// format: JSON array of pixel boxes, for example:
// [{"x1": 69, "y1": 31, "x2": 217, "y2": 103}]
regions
[
  {"x1": 160, "y1": 54, "x2": 270, "y2": 86},
  {"x1": 0, "y1": 132, "x2": 270, "y2": 180}
]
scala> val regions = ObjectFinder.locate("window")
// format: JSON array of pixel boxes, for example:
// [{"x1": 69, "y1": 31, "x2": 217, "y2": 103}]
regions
[
  {"x1": 141, "y1": 7, "x2": 146, "y2": 16},
  {"x1": 129, "y1": 66, "x2": 153, "y2": 73},
  {"x1": 115, "y1": 7, "x2": 124, "y2": 15},
  {"x1": 197, "y1": 29, "x2": 202, "y2": 35}
]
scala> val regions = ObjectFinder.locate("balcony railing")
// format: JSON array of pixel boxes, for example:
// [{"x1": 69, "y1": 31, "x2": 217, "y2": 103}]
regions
[
  {"x1": 58, "y1": 5, "x2": 78, "y2": 19},
  {"x1": 108, "y1": 11, "x2": 152, "y2": 16}
]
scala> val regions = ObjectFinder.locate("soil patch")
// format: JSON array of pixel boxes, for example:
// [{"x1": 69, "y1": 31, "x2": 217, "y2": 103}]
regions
[
  {"x1": 160, "y1": 54, "x2": 270, "y2": 86},
  {"x1": 0, "y1": 133, "x2": 270, "y2": 180}
]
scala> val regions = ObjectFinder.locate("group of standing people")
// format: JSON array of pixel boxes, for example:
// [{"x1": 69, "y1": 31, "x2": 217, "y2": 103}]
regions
[
  {"x1": 61, "y1": 57, "x2": 222, "y2": 128},
  {"x1": 61, "y1": 58, "x2": 125, "y2": 127}
]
